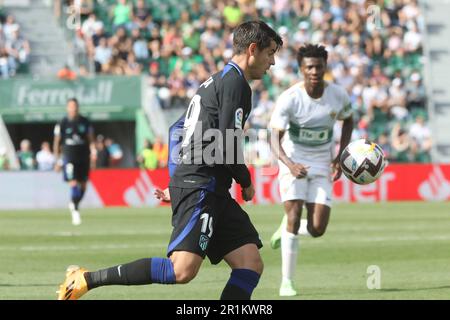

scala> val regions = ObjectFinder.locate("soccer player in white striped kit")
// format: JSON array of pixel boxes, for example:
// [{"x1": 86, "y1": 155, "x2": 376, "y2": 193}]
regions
[{"x1": 268, "y1": 44, "x2": 354, "y2": 296}]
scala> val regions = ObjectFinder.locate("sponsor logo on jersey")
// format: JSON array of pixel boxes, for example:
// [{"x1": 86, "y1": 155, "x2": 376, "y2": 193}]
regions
[{"x1": 235, "y1": 108, "x2": 243, "y2": 129}]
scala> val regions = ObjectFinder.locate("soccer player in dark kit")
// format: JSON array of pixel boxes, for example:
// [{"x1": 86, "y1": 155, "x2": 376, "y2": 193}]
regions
[
  {"x1": 53, "y1": 98, "x2": 94, "y2": 226},
  {"x1": 56, "y1": 20, "x2": 282, "y2": 300}
]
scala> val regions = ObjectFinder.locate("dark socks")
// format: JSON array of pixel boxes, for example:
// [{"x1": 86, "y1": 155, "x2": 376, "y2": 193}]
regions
[
  {"x1": 84, "y1": 258, "x2": 176, "y2": 290},
  {"x1": 220, "y1": 269, "x2": 260, "y2": 300},
  {"x1": 70, "y1": 185, "x2": 84, "y2": 210}
]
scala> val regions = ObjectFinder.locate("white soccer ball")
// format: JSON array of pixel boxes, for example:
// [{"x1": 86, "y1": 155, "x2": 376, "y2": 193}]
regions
[{"x1": 340, "y1": 139, "x2": 387, "y2": 185}]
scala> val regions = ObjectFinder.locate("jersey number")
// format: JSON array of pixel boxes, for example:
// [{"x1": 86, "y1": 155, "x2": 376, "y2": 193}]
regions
[
  {"x1": 200, "y1": 213, "x2": 213, "y2": 237},
  {"x1": 181, "y1": 94, "x2": 202, "y2": 148}
]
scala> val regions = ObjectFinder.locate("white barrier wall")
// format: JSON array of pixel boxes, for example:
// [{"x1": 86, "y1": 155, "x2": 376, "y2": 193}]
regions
[{"x1": 0, "y1": 171, "x2": 103, "y2": 209}]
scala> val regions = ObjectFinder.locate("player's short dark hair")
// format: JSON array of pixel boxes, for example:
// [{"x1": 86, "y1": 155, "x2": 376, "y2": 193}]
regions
[
  {"x1": 232, "y1": 20, "x2": 283, "y2": 55},
  {"x1": 67, "y1": 97, "x2": 79, "y2": 107},
  {"x1": 297, "y1": 44, "x2": 328, "y2": 66}
]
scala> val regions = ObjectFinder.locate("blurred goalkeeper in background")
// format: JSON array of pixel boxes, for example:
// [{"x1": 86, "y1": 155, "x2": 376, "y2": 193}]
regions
[{"x1": 53, "y1": 98, "x2": 95, "y2": 225}]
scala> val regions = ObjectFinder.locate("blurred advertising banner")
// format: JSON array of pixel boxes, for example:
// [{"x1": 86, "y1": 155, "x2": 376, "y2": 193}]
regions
[
  {"x1": 1, "y1": 164, "x2": 449, "y2": 209},
  {"x1": 0, "y1": 76, "x2": 141, "y2": 123},
  {"x1": 89, "y1": 164, "x2": 450, "y2": 207}
]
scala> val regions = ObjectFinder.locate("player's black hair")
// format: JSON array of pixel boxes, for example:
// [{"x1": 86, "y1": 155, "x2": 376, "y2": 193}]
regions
[
  {"x1": 297, "y1": 44, "x2": 328, "y2": 66},
  {"x1": 232, "y1": 20, "x2": 283, "y2": 55},
  {"x1": 67, "y1": 97, "x2": 79, "y2": 107}
]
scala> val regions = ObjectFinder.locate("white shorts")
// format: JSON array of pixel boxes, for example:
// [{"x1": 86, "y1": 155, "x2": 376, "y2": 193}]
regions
[{"x1": 278, "y1": 172, "x2": 333, "y2": 207}]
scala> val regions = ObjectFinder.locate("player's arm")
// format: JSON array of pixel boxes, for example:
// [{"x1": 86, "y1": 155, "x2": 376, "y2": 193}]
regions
[
  {"x1": 269, "y1": 93, "x2": 309, "y2": 179},
  {"x1": 219, "y1": 79, "x2": 253, "y2": 201},
  {"x1": 332, "y1": 95, "x2": 354, "y2": 181},
  {"x1": 270, "y1": 128, "x2": 308, "y2": 179},
  {"x1": 331, "y1": 115, "x2": 353, "y2": 181},
  {"x1": 53, "y1": 124, "x2": 62, "y2": 171}
]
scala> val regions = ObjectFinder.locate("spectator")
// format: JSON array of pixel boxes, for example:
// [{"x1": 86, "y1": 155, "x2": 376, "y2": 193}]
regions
[
  {"x1": 390, "y1": 124, "x2": 414, "y2": 162},
  {"x1": 130, "y1": 0, "x2": 154, "y2": 32},
  {"x1": 36, "y1": 141, "x2": 56, "y2": 171},
  {"x1": 409, "y1": 114, "x2": 432, "y2": 162},
  {"x1": 405, "y1": 71, "x2": 426, "y2": 111},
  {"x1": 94, "y1": 135, "x2": 110, "y2": 168},
  {"x1": 152, "y1": 136, "x2": 168, "y2": 168},
  {"x1": 17, "y1": 139, "x2": 35, "y2": 170},
  {"x1": 94, "y1": 37, "x2": 112, "y2": 73},
  {"x1": 137, "y1": 139, "x2": 158, "y2": 170},
  {"x1": 5, "y1": 28, "x2": 30, "y2": 65},
  {"x1": 57, "y1": 64, "x2": 77, "y2": 80},
  {"x1": 112, "y1": 0, "x2": 132, "y2": 32},
  {"x1": 74, "y1": 0, "x2": 94, "y2": 20},
  {"x1": 105, "y1": 138, "x2": 123, "y2": 167},
  {"x1": 81, "y1": 13, "x2": 99, "y2": 39}
]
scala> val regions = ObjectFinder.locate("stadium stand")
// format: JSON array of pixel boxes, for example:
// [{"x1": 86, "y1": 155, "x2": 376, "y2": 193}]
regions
[
  {"x1": 0, "y1": 0, "x2": 436, "y2": 170},
  {"x1": 0, "y1": 5, "x2": 31, "y2": 78}
]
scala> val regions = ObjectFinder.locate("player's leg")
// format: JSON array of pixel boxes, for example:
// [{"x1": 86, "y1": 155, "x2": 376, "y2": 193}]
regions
[
  {"x1": 68, "y1": 179, "x2": 82, "y2": 225},
  {"x1": 57, "y1": 251, "x2": 203, "y2": 300},
  {"x1": 271, "y1": 172, "x2": 309, "y2": 249},
  {"x1": 221, "y1": 244, "x2": 263, "y2": 300},
  {"x1": 279, "y1": 199, "x2": 304, "y2": 296},
  {"x1": 57, "y1": 187, "x2": 209, "y2": 300},
  {"x1": 207, "y1": 197, "x2": 263, "y2": 300},
  {"x1": 304, "y1": 175, "x2": 333, "y2": 237},
  {"x1": 305, "y1": 203, "x2": 330, "y2": 237},
  {"x1": 70, "y1": 162, "x2": 89, "y2": 224}
]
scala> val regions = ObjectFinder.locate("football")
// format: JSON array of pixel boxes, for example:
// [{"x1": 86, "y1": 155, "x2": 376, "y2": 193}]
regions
[{"x1": 340, "y1": 139, "x2": 387, "y2": 185}]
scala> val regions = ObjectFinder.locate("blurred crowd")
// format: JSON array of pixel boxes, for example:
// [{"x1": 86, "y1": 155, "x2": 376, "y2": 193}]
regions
[
  {"x1": 60, "y1": 0, "x2": 431, "y2": 163},
  {"x1": 0, "y1": 10, "x2": 31, "y2": 79},
  {"x1": 0, "y1": 136, "x2": 124, "y2": 171},
  {"x1": 0, "y1": 135, "x2": 170, "y2": 171}
]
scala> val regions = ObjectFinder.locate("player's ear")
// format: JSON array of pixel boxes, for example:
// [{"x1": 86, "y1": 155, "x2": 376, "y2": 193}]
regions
[{"x1": 248, "y1": 43, "x2": 258, "y2": 57}]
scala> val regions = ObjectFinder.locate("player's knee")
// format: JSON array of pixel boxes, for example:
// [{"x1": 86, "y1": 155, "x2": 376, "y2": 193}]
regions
[
  {"x1": 174, "y1": 268, "x2": 198, "y2": 284},
  {"x1": 308, "y1": 224, "x2": 326, "y2": 238},
  {"x1": 254, "y1": 258, "x2": 264, "y2": 275}
]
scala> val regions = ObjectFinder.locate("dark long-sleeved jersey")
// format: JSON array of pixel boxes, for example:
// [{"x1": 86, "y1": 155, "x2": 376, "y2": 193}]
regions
[{"x1": 168, "y1": 61, "x2": 252, "y2": 195}]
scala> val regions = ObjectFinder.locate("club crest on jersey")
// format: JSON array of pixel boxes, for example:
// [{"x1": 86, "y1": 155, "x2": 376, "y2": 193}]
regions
[
  {"x1": 329, "y1": 111, "x2": 337, "y2": 119},
  {"x1": 235, "y1": 108, "x2": 244, "y2": 129},
  {"x1": 199, "y1": 235, "x2": 209, "y2": 251}
]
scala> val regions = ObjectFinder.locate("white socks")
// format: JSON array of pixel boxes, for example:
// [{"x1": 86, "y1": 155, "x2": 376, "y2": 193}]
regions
[
  {"x1": 298, "y1": 219, "x2": 311, "y2": 237},
  {"x1": 281, "y1": 229, "x2": 299, "y2": 281}
]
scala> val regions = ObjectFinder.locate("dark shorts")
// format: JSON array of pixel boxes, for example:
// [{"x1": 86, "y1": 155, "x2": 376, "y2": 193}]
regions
[
  {"x1": 167, "y1": 187, "x2": 262, "y2": 265},
  {"x1": 63, "y1": 160, "x2": 90, "y2": 182}
]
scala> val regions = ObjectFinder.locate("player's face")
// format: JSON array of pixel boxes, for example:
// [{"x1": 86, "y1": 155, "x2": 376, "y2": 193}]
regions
[
  {"x1": 249, "y1": 40, "x2": 277, "y2": 80},
  {"x1": 301, "y1": 57, "x2": 326, "y2": 87},
  {"x1": 66, "y1": 101, "x2": 79, "y2": 119}
]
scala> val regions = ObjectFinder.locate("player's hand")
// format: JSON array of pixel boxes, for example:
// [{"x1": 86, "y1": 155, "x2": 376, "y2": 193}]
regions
[
  {"x1": 154, "y1": 188, "x2": 171, "y2": 203},
  {"x1": 288, "y1": 163, "x2": 309, "y2": 179},
  {"x1": 331, "y1": 159, "x2": 342, "y2": 182},
  {"x1": 241, "y1": 184, "x2": 255, "y2": 202}
]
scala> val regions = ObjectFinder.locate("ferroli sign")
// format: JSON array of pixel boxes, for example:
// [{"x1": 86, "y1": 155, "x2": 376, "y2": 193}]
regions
[
  {"x1": 15, "y1": 80, "x2": 114, "y2": 107},
  {"x1": 0, "y1": 76, "x2": 141, "y2": 122}
]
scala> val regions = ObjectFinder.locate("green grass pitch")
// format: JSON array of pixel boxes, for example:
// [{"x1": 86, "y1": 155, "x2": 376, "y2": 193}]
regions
[{"x1": 1, "y1": 202, "x2": 450, "y2": 300}]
